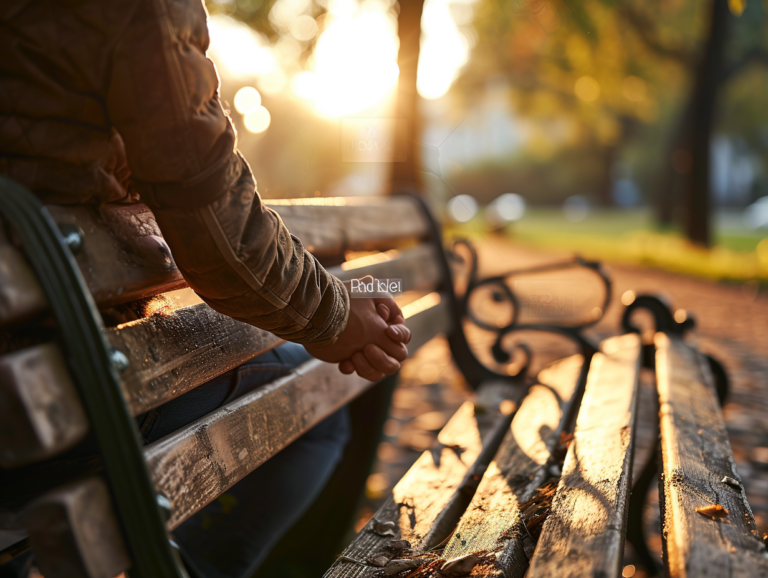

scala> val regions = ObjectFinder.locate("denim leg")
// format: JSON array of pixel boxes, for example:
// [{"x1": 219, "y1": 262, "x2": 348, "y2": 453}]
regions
[{"x1": 157, "y1": 343, "x2": 351, "y2": 578}]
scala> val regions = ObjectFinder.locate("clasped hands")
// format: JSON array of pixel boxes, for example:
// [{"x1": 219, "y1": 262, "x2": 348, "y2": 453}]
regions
[{"x1": 304, "y1": 297, "x2": 410, "y2": 381}]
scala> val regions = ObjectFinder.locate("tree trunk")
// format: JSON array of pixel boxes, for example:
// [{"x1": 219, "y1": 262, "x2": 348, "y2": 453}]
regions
[
  {"x1": 681, "y1": 0, "x2": 730, "y2": 246},
  {"x1": 597, "y1": 145, "x2": 617, "y2": 206},
  {"x1": 389, "y1": 0, "x2": 425, "y2": 194}
]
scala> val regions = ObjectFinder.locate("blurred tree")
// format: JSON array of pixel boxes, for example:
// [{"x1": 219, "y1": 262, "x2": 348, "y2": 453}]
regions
[
  {"x1": 456, "y1": 0, "x2": 768, "y2": 245},
  {"x1": 390, "y1": 0, "x2": 426, "y2": 194}
]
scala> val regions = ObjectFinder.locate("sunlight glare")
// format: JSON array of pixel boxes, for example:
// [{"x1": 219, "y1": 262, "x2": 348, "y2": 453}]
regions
[
  {"x1": 417, "y1": 0, "x2": 475, "y2": 100},
  {"x1": 295, "y1": 0, "x2": 400, "y2": 117},
  {"x1": 207, "y1": 15, "x2": 275, "y2": 79}
]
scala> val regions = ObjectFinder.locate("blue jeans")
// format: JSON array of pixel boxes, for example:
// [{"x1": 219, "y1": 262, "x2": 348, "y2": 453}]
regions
[{"x1": 141, "y1": 343, "x2": 351, "y2": 578}]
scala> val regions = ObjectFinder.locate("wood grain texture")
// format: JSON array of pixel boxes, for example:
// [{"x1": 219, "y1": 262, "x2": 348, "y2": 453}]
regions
[
  {"x1": 655, "y1": 332, "x2": 768, "y2": 577},
  {"x1": 336, "y1": 244, "x2": 441, "y2": 296},
  {"x1": 110, "y1": 245, "x2": 444, "y2": 415},
  {"x1": 441, "y1": 354, "x2": 585, "y2": 577},
  {"x1": 145, "y1": 358, "x2": 369, "y2": 529},
  {"x1": 24, "y1": 477, "x2": 130, "y2": 578},
  {"x1": 324, "y1": 388, "x2": 516, "y2": 578},
  {"x1": 0, "y1": 245, "x2": 47, "y2": 327},
  {"x1": 527, "y1": 333, "x2": 641, "y2": 578},
  {"x1": 0, "y1": 203, "x2": 184, "y2": 327},
  {"x1": 0, "y1": 344, "x2": 88, "y2": 468},
  {"x1": 0, "y1": 197, "x2": 430, "y2": 326},
  {"x1": 48, "y1": 204, "x2": 186, "y2": 313},
  {"x1": 145, "y1": 298, "x2": 451, "y2": 530},
  {"x1": 107, "y1": 304, "x2": 284, "y2": 416},
  {"x1": 266, "y1": 196, "x2": 429, "y2": 258}
]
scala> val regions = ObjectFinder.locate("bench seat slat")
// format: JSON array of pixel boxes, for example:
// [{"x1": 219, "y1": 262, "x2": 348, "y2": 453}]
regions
[
  {"x1": 146, "y1": 295, "x2": 451, "y2": 530},
  {"x1": 655, "y1": 333, "x2": 768, "y2": 577},
  {"x1": 323, "y1": 387, "x2": 516, "y2": 577},
  {"x1": 438, "y1": 354, "x2": 585, "y2": 577},
  {"x1": 526, "y1": 333, "x2": 641, "y2": 578}
]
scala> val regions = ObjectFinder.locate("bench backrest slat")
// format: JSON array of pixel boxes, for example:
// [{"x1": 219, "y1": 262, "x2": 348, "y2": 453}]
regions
[
  {"x1": 113, "y1": 243, "x2": 443, "y2": 415},
  {"x1": 266, "y1": 197, "x2": 429, "y2": 259},
  {"x1": 0, "y1": 197, "x2": 429, "y2": 327},
  {"x1": 0, "y1": 242, "x2": 443, "y2": 469},
  {"x1": 655, "y1": 333, "x2": 768, "y2": 576},
  {"x1": 146, "y1": 294, "x2": 451, "y2": 530}
]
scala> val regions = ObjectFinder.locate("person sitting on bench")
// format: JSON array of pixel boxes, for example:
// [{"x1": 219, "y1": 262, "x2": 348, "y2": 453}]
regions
[{"x1": 0, "y1": 1, "x2": 411, "y2": 576}]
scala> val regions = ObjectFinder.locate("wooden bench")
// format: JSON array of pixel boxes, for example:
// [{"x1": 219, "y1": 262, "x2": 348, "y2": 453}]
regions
[{"x1": 0, "y1": 176, "x2": 765, "y2": 578}]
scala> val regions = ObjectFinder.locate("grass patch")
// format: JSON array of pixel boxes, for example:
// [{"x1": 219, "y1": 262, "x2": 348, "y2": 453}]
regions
[{"x1": 446, "y1": 208, "x2": 768, "y2": 282}]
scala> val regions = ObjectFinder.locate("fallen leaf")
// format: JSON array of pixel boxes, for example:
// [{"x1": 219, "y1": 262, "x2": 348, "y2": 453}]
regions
[
  {"x1": 367, "y1": 555, "x2": 390, "y2": 567},
  {"x1": 383, "y1": 558, "x2": 428, "y2": 575},
  {"x1": 440, "y1": 554, "x2": 480, "y2": 577},
  {"x1": 390, "y1": 539, "x2": 411, "y2": 550},
  {"x1": 371, "y1": 519, "x2": 397, "y2": 537},
  {"x1": 696, "y1": 504, "x2": 728, "y2": 519}
]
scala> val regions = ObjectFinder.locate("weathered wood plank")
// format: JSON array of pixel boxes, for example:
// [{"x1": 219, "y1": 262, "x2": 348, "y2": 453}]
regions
[
  {"x1": 0, "y1": 250, "x2": 444, "y2": 472},
  {"x1": 0, "y1": 344, "x2": 88, "y2": 468},
  {"x1": 145, "y1": 297, "x2": 451, "y2": 530},
  {"x1": 526, "y1": 333, "x2": 641, "y2": 578},
  {"x1": 111, "y1": 245, "x2": 443, "y2": 415},
  {"x1": 0, "y1": 203, "x2": 184, "y2": 327},
  {"x1": 0, "y1": 196, "x2": 429, "y2": 326},
  {"x1": 324, "y1": 383, "x2": 518, "y2": 578},
  {"x1": 145, "y1": 358, "x2": 368, "y2": 530},
  {"x1": 108, "y1": 304, "x2": 284, "y2": 416},
  {"x1": 439, "y1": 353, "x2": 585, "y2": 577},
  {"x1": 266, "y1": 196, "x2": 428, "y2": 258},
  {"x1": 655, "y1": 332, "x2": 768, "y2": 577},
  {"x1": 24, "y1": 476, "x2": 130, "y2": 578},
  {"x1": 337, "y1": 243, "x2": 441, "y2": 298}
]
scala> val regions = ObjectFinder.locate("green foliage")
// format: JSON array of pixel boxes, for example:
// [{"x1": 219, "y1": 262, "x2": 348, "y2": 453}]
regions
[{"x1": 453, "y1": 0, "x2": 768, "y2": 207}]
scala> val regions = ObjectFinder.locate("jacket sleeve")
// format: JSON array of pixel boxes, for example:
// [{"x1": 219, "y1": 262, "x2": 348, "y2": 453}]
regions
[{"x1": 105, "y1": 0, "x2": 349, "y2": 346}]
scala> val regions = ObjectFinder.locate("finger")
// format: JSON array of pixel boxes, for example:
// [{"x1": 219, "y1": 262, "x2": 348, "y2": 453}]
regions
[
  {"x1": 339, "y1": 359, "x2": 355, "y2": 374},
  {"x1": 376, "y1": 334, "x2": 408, "y2": 362},
  {"x1": 386, "y1": 324, "x2": 412, "y2": 344},
  {"x1": 376, "y1": 303, "x2": 390, "y2": 321},
  {"x1": 351, "y1": 351, "x2": 385, "y2": 382},
  {"x1": 364, "y1": 343, "x2": 400, "y2": 376},
  {"x1": 373, "y1": 297, "x2": 405, "y2": 325}
]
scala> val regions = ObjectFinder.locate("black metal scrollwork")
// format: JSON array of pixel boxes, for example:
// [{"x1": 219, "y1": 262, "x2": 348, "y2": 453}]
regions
[{"x1": 452, "y1": 239, "x2": 610, "y2": 366}]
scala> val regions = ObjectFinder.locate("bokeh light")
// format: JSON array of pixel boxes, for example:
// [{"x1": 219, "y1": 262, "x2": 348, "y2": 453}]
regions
[
  {"x1": 244, "y1": 106, "x2": 272, "y2": 133},
  {"x1": 234, "y1": 87, "x2": 262, "y2": 114},
  {"x1": 574, "y1": 75, "x2": 601, "y2": 102},
  {"x1": 448, "y1": 194, "x2": 478, "y2": 222}
]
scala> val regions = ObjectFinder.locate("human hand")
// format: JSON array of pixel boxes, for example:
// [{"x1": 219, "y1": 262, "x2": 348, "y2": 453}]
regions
[
  {"x1": 304, "y1": 297, "x2": 410, "y2": 381},
  {"x1": 337, "y1": 297, "x2": 411, "y2": 379}
]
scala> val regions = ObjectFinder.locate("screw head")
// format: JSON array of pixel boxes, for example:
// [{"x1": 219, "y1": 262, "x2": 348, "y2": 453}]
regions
[
  {"x1": 157, "y1": 494, "x2": 172, "y2": 522},
  {"x1": 109, "y1": 349, "x2": 130, "y2": 373},
  {"x1": 58, "y1": 223, "x2": 84, "y2": 254}
]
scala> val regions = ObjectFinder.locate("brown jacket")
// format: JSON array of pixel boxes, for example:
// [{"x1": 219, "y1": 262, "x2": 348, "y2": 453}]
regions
[{"x1": 0, "y1": 0, "x2": 349, "y2": 346}]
